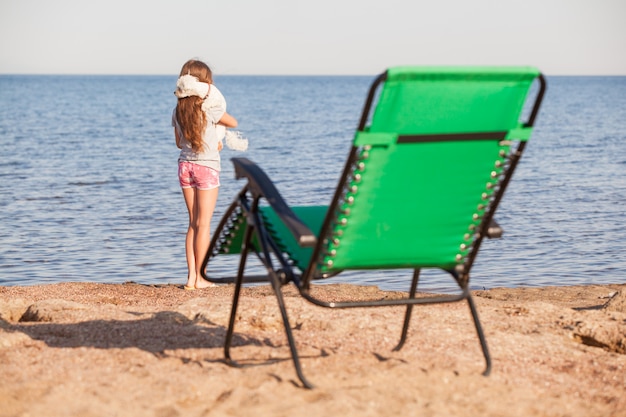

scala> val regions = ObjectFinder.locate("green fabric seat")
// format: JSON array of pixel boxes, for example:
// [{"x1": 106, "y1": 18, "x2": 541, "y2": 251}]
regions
[{"x1": 202, "y1": 66, "x2": 546, "y2": 388}]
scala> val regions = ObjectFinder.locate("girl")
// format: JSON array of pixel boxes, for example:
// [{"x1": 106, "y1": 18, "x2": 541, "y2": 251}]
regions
[{"x1": 173, "y1": 59, "x2": 238, "y2": 290}]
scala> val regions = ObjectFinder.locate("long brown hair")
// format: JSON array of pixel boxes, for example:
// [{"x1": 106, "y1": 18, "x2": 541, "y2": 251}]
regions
[{"x1": 175, "y1": 60, "x2": 213, "y2": 152}]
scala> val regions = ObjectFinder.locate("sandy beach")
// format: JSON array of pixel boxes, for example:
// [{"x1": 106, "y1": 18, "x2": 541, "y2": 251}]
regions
[{"x1": 1, "y1": 282, "x2": 625, "y2": 417}]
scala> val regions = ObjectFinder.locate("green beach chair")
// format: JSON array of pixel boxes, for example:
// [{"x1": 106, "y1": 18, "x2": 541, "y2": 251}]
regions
[{"x1": 201, "y1": 66, "x2": 546, "y2": 388}]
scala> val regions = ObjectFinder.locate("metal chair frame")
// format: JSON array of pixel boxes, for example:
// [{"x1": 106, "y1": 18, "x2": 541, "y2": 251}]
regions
[{"x1": 201, "y1": 69, "x2": 546, "y2": 388}]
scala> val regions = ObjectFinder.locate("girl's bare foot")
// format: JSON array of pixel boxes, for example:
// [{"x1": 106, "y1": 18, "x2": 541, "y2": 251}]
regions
[
  {"x1": 194, "y1": 277, "x2": 217, "y2": 289},
  {"x1": 185, "y1": 275, "x2": 197, "y2": 290}
]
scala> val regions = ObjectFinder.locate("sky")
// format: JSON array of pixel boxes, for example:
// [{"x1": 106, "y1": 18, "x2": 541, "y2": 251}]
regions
[{"x1": 1, "y1": 0, "x2": 625, "y2": 76}]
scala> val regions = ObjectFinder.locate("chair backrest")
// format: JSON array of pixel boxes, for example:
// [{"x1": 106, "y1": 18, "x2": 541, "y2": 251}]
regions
[{"x1": 309, "y1": 66, "x2": 543, "y2": 277}]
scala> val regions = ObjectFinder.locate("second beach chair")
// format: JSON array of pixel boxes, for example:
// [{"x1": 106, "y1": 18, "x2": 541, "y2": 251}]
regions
[{"x1": 201, "y1": 66, "x2": 546, "y2": 388}]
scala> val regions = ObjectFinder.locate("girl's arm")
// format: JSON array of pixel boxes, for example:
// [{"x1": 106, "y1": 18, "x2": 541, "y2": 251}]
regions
[
  {"x1": 174, "y1": 128, "x2": 182, "y2": 149},
  {"x1": 218, "y1": 112, "x2": 238, "y2": 128}
]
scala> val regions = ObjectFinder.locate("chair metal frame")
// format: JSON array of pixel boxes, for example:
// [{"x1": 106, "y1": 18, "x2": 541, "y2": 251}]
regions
[{"x1": 201, "y1": 69, "x2": 547, "y2": 388}]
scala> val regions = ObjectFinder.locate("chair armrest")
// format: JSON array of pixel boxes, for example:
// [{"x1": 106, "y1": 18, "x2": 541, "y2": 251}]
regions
[
  {"x1": 486, "y1": 219, "x2": 503, "y2": 239},
  {"x1": 231, "y1": 158, "x2": 317, "y2": 247}
]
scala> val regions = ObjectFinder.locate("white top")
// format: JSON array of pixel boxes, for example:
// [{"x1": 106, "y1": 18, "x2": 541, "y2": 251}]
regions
[{"x1": 172, "y1": 84, "x2": 227, "y2": 171}]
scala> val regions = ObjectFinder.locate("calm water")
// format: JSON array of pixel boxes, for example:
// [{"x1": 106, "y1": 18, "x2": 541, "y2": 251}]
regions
[{"x1": 0, "y1": 74, "x2": 625, "y2": 292}]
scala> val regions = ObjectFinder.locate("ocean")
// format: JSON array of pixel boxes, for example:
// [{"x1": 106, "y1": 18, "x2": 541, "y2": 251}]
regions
[{"x1": 0, "y1": 74, "x2": 624, "y2": 292}]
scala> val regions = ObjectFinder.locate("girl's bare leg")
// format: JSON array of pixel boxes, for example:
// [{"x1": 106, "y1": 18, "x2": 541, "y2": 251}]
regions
[
  {"x1": 182, "y1": 187, "x2": 198, "y2": 288},
  {"x1": 182, "y1": 186, "x2": 219, "y2": 288},
  {"x1": 193, "y1": 187, "x2": 219, "y2": 288}
]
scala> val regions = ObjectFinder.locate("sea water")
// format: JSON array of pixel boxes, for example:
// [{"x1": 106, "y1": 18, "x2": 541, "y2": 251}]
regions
[{"x1": 0, "y1": 74, "x2": 624, "y2": 292}]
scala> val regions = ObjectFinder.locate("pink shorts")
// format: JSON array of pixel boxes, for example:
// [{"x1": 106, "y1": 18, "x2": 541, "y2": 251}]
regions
[{"x1": 178, "y1": 161, "x2": 220, "y2": 190}]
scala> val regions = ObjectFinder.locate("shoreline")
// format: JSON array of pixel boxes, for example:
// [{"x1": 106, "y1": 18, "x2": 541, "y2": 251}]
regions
[{"x1": 1, "y1": 282, "x2": 625, "y2": 416}]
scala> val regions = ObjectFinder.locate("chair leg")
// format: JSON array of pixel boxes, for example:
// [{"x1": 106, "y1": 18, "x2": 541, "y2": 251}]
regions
[
  {"x1": 393, "y1": 269, "x2": 420, "y2": 352},
  {"x1": 268, "y1": 271, "x2": 315, "y2": 389},
  {"x1": 466, "y1": 293, "x2": 492, "y2": 376},
  {"x1": 251, "y1": 208, "x2": 315, "y2": 389},
  {"x1": 224, "y1": 224, "x2": 254, "y2": 363}
]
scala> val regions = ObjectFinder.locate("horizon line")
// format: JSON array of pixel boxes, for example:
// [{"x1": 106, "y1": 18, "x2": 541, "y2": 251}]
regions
[{"x1": 2, "y1": 72, "x2": 626, "y2": 77}]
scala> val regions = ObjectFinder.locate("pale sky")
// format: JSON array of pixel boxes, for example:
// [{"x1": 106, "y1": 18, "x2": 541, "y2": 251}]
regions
[{"x1": 1, "y1": 0, "x2": 624, "y2": 75}]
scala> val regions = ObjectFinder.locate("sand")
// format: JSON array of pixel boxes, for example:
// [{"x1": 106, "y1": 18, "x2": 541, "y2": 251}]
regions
[{"x1": 1, "y1": 282, "x2": 625, "y2": 417}]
